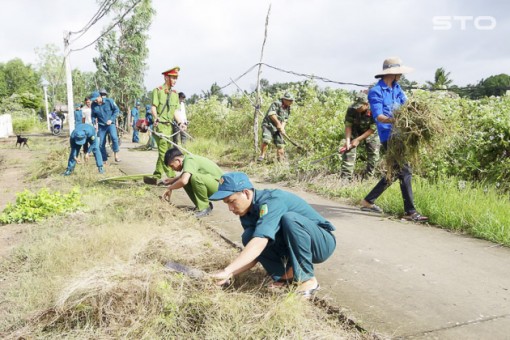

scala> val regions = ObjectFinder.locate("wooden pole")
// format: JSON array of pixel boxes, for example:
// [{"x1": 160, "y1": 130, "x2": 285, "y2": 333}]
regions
[{"x1": 254, "y1": 4, "x2": 271, "y2": 160}]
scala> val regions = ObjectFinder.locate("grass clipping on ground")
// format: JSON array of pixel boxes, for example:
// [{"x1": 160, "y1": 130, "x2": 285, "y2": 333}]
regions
[
  {"x1": 385, "y1": 98, "x2": 443, "y2": 180},
  {"x1": 0, "y1": 151, "x2": 366, "y2": 339}
]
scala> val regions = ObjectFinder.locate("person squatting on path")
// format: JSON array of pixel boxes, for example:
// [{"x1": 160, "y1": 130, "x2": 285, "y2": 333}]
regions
[
  {"x1": 209, "y1": 172, "x2": 336, "y2": 298},
  {"x1": 131, "y1": 101, "x2": 140, "y2": 143},
  {"x1": 63, "y1": 123, "x2": 104, "y2": 176},
  {"x1": 172, "y1": 92, "x2": 188, "y2": 145},
  {"x1": 340, "y1": 92, "x2": 380, "y2": 180},
  {"x1": 258, "y1": 92, "x2": 294, "y2": 162},
  {"x1": 162, "y1": 147, "x2": 223, "y2": 218},
  {"x1": 360, "y1": 57, "x2": 428, "y2": 222},
  {"x1": 90, "y1": 90, "x2": 121, "y2": 164},
  {"x1": 151, "y1": 67, "x2": 180, "y2": 181}
]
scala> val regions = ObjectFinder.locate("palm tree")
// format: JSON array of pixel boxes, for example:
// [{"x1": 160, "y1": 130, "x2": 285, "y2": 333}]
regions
[{"x1": 427, "y1": 67, "x2": 453, "y2": 89}]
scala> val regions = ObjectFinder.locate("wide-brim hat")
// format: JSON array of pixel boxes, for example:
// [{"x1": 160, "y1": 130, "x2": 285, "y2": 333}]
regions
[
  {"x1": 375, "y1": 57, "x2": 414, "y2": 78},
  {"x1": 281, "y1": 92, "x2": 294, "y2": 101},
  {"x1": 209, "y1": 172, "x2": 254, "y2": 201},
  {"x1": 351, "y1": 92, "x2": 369, "y2": 109}
]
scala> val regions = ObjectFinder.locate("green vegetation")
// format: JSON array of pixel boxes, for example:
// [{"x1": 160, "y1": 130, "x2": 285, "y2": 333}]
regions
[
  {"x1": 0, "y1": 187, "x2": 82, "y2": 224},
  {"x1": 184, "y1": 80, "x2": 510, "y2": 246},
  {"x1": 0, "y1": 141, "x2": 366, "y2": 339}
]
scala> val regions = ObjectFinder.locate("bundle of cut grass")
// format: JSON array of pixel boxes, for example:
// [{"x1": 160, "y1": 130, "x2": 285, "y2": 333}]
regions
[{"x1": 384, "y1": 98, "x2": 444, "y2": 179}]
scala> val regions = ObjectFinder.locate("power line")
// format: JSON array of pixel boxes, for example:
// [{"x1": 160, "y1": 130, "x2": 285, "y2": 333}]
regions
[
  {"x1": 70, "y1": 0, "x2": 142, "y2": 53},
  {"x1": 220, "y1": 62, "x2": 510, "y2": 94},
  {"x1": 69, "y1": 0, "x2": 116, "y2": 40}
]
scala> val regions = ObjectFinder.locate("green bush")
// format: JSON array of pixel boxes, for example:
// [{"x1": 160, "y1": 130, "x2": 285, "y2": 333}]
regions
[{"x1": 0, "y1": 187, "x2": 82, "y2": 224}]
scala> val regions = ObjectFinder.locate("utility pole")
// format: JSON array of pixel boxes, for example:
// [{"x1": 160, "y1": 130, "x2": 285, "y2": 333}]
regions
[
  {"x1": 254, "y1": 4, "x2": 271, "y2": 160},
  {"x1": 42, "y1": 79, "x2": 50, "y2": 132},
  {"x1": 63, "y1": 31, "x2": 75, "y2": 133}
]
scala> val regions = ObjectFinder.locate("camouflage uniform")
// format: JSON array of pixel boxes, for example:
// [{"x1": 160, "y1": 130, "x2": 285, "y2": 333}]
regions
[
  {"x1": 341, "y1": 101, "x2": 380, "y2": 180},
  {"x1": 262, "y1": 101, "x2": 291, "y2": 149}
]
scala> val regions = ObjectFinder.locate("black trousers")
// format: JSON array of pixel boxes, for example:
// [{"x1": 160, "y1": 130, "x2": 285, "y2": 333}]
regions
[{"x1": 364, "y1": 141, "x2": 416, "y2": 214}]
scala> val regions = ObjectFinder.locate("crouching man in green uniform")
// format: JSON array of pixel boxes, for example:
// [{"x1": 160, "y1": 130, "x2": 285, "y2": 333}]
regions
[
  {"x1": 162, "y1": 147, "x2": 223, "y2": 218},
  {"x1": 209, "y1": 172, "x2": 336, "y2": 298},
  {"x1": 259, "y1": 92, "x2": 294, "y2": 162},
  {"x1": 150, "y1": 67, "x2": 181, "y2": 183},
  {"x1": 340, "y1": 92, "x2": 380, "y2": 180}
]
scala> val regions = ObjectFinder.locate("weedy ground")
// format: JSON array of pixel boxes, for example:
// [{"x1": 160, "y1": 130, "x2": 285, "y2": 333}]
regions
[{"x1": 0, "y1": 136, "x2": 375, "y2": 339}]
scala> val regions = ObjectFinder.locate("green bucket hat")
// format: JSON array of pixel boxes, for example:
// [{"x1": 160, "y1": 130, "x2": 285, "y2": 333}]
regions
[
  {"x1": 281, "y1": 92, "x2": 295, "y2": 101},
  {"x1": 351, "y1": 92, "x2": 368, "y2": 109}
]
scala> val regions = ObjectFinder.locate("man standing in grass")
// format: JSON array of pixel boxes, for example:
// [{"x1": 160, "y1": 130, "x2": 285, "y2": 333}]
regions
[
  {"x1": 340, "y1": 92, "x2": 379, "y2": 180},
  {"x1": 258, "y1": 92, "x2": 294, "y2": 162},
  {"x1": 209, "y1": 172, "x2": 336, "y2": 298},
  {"x1": 150, "y1": 67, "x2": 180, "y2": 183},
  {"x1": 90, "y1": 90, "x2": 121, "y2": 164},
  {"x1": 360, "y1": 57, "x2": 428, "y2": 222},
  {"x1": 162, "y1": 147, "x2": 223, "y2": 218}
]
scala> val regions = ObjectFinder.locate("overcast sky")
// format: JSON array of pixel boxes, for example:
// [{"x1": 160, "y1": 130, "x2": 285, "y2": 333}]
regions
[{"x1": 1, "y1": 0, "x2": 509, "y2": 96}]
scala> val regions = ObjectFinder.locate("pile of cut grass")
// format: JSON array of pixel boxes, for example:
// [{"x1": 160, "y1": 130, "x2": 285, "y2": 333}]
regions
[{"x1": 385, "y1": 98, "x2": 443, "y2": 179}]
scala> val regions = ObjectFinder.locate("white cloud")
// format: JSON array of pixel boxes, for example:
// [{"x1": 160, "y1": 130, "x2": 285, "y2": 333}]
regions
[{"x1": 1, "y1": 0, "x2": 508, "y2": 96}]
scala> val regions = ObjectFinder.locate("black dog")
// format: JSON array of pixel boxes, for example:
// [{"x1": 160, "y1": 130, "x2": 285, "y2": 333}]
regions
[{"x1": 16, "y1": 135, "x2": 29, "y2": 148}]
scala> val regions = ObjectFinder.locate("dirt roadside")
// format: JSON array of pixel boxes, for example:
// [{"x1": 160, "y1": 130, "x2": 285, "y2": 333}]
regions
[{"x1": 0, "y1": 139, "x2": 36, "y2": 259}]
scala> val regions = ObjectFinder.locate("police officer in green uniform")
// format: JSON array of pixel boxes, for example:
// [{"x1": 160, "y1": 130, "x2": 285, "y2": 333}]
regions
[
  {"x1": 258, "y1": 92, "x2": 294, "y2": 162},
  {"x1": 209, "y1": 172, "x2": 336, "y2": 298},
  {"x1": 151, "y1": 67, "x2": 181, "y2": 182},
  {"x1": 340, "y1": 92, "x2": 380, "y2": 180},
  {"x1": 162, "y1": 147, "x2": 223, "y2": 218}
]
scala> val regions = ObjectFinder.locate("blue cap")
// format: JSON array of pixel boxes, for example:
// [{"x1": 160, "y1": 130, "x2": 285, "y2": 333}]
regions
[
  {"x1": 146, "y1": 104, "x2": 151, "y2": 112},
  {"x1": 90, "y1": 91, "x2": 100, "y2": 101},
  {"x1": 209, "y1": 172, "x2": 254, "y2": 201},
  {"x1": 74, "y1": 130, "x2": 87, "y2": 145},
  {"x1": 74, "y1": 103, "x2": 81, "y2": 108}
]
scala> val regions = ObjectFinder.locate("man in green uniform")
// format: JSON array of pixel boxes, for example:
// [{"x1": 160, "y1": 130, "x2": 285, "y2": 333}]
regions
[
  {"x1": 151, "y1": 67, "x2": 181, "y2": 182},
  {"x1": 258, "y1": 92, "x2": 294, "y2": 162},
  {"x1": 208, "y1": 172, "x2": 336, "y2": 298},
  {"x1": 162, "y1": 147, "x2": 223, "y2": 218},
  {"x1": 340, "y1": 92, "x2": 380, "y2": 180}
]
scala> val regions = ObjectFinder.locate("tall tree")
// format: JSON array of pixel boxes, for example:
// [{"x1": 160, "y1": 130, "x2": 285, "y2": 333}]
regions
[
  {"x1": 2, "y1": 58, "x2": 41, "y2": 97},
  {"x1": 94, "y1": 0, "x2": 154, "y2": 112},
  {"x1": 476, "y1": 74, "x2": 510, "y2": 98},
  {"x1": 72, "y1": 69, "x2": 96, "y2": 104},
  {"x1": 427, "y1": 67, "x2": 453, "y2": 90},
  {"x1": 35, "y1": 44, "x2": 65, "y2": 108}
]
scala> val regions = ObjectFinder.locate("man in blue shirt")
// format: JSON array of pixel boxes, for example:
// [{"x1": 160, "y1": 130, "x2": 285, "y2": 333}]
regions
[
  {"x1": 90, "y1": 90, "x2": 121, "y2": 164},
  {"x1": 131, "y1": 101, "x2": 140, "y2": 143},
  {"x1": 209, "y1": 172, "x2": 336, "y2": 298},
  {"x1": 74, "y1": 103, "x2": 83, "y2": 125},
  {"x1": 360, "y1": 57, "x2": 428, "y2": 222},
  {"x1": 64, "y1": 124, "x2": 104, "y2": 176}
]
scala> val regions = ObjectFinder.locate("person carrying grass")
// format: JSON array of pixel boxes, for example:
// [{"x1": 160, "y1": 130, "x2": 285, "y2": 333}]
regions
[{"x1": 360, "y1": 57, "x2": 428, "y2": 222}]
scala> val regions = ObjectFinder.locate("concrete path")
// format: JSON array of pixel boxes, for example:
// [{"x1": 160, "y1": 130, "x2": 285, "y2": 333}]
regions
[{"x1": 116, "y1": 141, "x2": 510, "y2": 339}]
